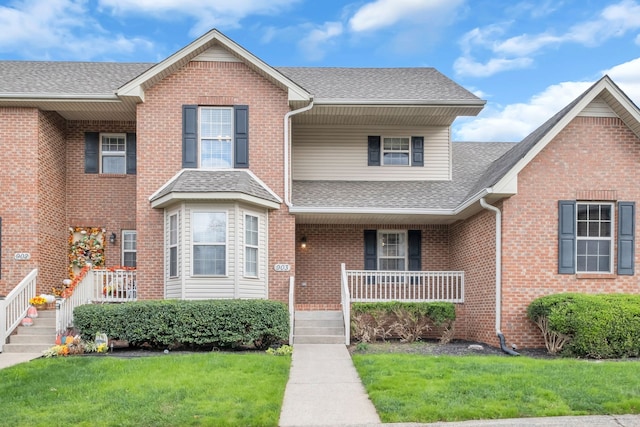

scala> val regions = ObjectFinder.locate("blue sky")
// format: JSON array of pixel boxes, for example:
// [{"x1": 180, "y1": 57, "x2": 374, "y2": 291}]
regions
[{"x1": 1, "y1": 0, "x2": 640, "y2": 142}]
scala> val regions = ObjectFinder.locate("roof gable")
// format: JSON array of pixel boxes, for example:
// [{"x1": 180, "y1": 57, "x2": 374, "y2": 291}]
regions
[
  {"x1": 117, "y1": 29, "x2": 311, "y2": 103},
  {"x1": 469, "y1": 75, "x2": 640, "y2": 199}
]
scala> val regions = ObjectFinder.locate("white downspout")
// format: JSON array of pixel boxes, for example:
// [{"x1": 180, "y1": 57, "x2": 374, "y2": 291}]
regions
[
  {"x1": 480, "y1": 197, "x2": 519, "y2": 355},
  {"x1": 284, "y1": 99, "x2": 314, "y2": 207}
]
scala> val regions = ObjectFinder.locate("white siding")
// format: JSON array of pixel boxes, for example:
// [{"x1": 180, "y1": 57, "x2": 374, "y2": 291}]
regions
[
  {"x1": 238, "y1": 206, "x2": 268, "y2": 299},
  {"x1": 292, "y1": 125, "x2": 451, "y2": 181},
  {"x1": 578, "y1": 96, "x2": 618, "y2": 118},
  {"x1": 192, "y1": 46, "x2": 241, "y2": 62},
  {"x1": 165, "y1": 208, "x2": 182, "y2": 299}
]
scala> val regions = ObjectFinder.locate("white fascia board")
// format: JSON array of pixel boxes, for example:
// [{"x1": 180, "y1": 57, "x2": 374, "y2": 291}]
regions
[
  {"x1": 151, "y1": 192, "x2": 281, "y2": 209},
  {"x1": 117, "y1": 29, "x2": 310, "y2": 103},
  {"x1": 312, "y1": 98, "x2": 486, "y2": 107},
  {"x1": 288, "y1": 206, "x2": 456, "y2": 215},
  {"x1": 0, "y1": 93, "x2": 121, "y2": 101}
]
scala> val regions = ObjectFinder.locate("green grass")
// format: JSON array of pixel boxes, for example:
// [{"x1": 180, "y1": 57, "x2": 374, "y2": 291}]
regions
[
  {"x1": 352, "y1": 354, "x2": 640, "y2": 423},
  {"x1": 0, "y1": 352, "x2": 290, "y2": 426}
]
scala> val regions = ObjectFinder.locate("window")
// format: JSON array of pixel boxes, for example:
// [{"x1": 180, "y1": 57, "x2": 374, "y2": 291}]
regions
[
  {"x1": 200, "y1": 107, "x2": 233, "y2": 168},
  {"x1": 122, "y1": 230, "x2": 137, "y2": 268},
  {"x1": 245, "y1": 215, "x2": 259, "y2": 277},
  {"x1": 382, "y1": 137, "x2": 410, "y2": 165},
  {"x1": 576, "y1": 203, "x2": 613, "y2": 273},
  {"x1": 169, "y1": 214, "x2": 178, "y2": 278},
  {"x1": 378, "y1": 231, "x2": 406, "y2": 270},
  {"x1": 192, "y1": 212, "x2": 226, "y2": 276},
  {"x1": 100, "y1": 134, "x2": 126, "y2": 174}
]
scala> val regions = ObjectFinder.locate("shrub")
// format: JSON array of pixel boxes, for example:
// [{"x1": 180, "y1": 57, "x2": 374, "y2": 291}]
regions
[
  {"x1": 73, "y1": 299, "x2": 289, "y2": 350},
  {"x1": 351, "y1": 302, "x2": 456, "y2": 344},
  {"x1": 527, "y1": 293, "x2": 640, "y2": 358}
]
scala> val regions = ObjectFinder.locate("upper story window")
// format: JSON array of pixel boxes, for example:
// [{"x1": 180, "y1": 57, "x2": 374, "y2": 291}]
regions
[
  {"x1": 576, "y1": 203, "x2": 613, "y2": 273},
  {"x1": 368, "y1": 135, "x2": 423, "y2": 167},
  {"x1": 122, "y1": 230, "x2": 137, "y2": 268},
  {"x1": 84, "y1": 132, "x2": 136, "y2": 175},
  {"x1": 382, "y1": 137, "x2": 410, "y2": 166},
  {"x1": 200, "y1": 107, "x2": 233, "y2": 168}
]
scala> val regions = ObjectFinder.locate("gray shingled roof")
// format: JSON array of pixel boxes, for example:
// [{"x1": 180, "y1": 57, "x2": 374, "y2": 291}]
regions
[
  {"x1": 292, "y1": 142, "x2": 515, "y2": 210},
  {"x1": 277, "y1": 67, "x2": 482, "y2": 102},
  {"x1": 151, "y1": 170, "x2": 281, "y2": 204},
  {"x1": 0, "y1": 61, "x2": 153, "y2": 95}
]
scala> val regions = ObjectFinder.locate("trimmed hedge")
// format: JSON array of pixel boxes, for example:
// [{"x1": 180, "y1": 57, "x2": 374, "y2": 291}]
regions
[
  {"x1": 351, "y1": 301, "x2": 456, "y2": 343},
  {"x1": 527, "y1": 293, "x2": 640, "y2": 358},
  {"x1": 73, "y1": 299, "x2": 289, "y2": 350}
]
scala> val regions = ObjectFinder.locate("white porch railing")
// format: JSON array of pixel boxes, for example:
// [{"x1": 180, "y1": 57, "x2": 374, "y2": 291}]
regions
[
  {"x1": 57, "y1": 268, "x2": 137, "y2": 334},
  {"x1": 340, "y1": 264, "x2": 351, "y2": 345},
  {"x1": 344, "y1": 268, "x2": 464, "y2": 303},
  {"x1": 0, "y1": 268, "x2": 38, "y2": 352}
]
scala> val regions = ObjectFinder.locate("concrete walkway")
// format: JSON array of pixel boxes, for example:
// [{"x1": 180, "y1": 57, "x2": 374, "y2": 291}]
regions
[
  {"x1": 279, "y1": 344, "x2": 381, "y2": 426},
  {"x1": 0, "y1": 352, "x2": 42, "y2": 369}
]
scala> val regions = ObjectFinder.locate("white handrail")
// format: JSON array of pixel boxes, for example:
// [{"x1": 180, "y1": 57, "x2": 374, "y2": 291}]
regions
[
  {"x1": 0, "y1": 268, "x2": 38, "y2": 352},
  {"x1": 341, "y1": 263, "x2": 350, "y2": 345},
  {"x1": 56, "y1": 269, "x2": 95, "y2": 333},
  {"x1": 288, "y1": 276, "x2": 295, "y2": 345}
]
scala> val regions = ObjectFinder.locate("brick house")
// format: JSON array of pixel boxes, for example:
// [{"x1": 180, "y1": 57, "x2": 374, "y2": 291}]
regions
[{"x1": 1, "y1": 29, "x2": 639, "y2": 350}]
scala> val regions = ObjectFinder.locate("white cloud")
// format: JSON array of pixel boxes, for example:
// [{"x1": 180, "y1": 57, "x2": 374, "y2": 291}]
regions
[
  {"x1": 99, "y1": 0, "x2": 300, "y2": 36},
  {"x1": 348, "y1": 0, "x2": 464, "y2": 32},
  {"x1": 455, "y1": 0, "x2": 640, "y2": 78},
  {"x1": 454, "y1": 81, "x2": 592, "y2": 142},
  {"x1": 0, "y1": 0, "x2": 153, "y2": 60},
  {"x1": 297, "y1": 22, "x2": 343, "y2": 61},
  {"x1": 603, "y1": 57, "x2": 640, "y2": 104}
]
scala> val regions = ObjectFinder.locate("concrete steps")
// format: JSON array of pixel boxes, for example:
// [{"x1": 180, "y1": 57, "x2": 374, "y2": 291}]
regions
[
  {"x1": 3, "y1": 308, "x2": 56, "y2": 354},
  {"x1": 294, "y1": 310, "x2": 345, "y2": 344}
]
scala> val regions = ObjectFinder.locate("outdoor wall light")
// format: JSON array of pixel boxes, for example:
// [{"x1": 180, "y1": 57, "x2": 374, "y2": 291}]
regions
[
  {"x1": 300, "y1": 236, "x2": 307, "y2": 249},
  {"x1": 109, "y1": 232, "x2": 116, "y2": 245}
]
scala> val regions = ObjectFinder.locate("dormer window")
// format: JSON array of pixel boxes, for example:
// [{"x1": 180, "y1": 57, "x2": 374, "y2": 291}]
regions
[{"x1": 382, "y1": 137, "x2": 410, "y2": 166}]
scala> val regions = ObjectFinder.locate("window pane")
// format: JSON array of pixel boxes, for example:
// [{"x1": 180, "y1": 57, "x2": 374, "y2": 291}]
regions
[
  {"x1": 201, "y1": 108, "x2": 232, "y2": 138},
  {"x1": 169, "y1": 247, "x2": 177, "y2": 277},
  {"x1": 379, "y1": 258, "x2": 405, "y2": 270},
  {"x1": 586, "y1": 255, "x2": 598, "y2": 272},
  {"x1": 588, "y1": 222, "x2": 599, "y2": 237},
  {"x1": 383, "y1": 153, "x2": 409, "y2": 165},
  {"x1": 170, "y1": 215, "x2": 177, "y2": 245},
  {"x1": 123, "y1": 252, "x2": 136, "y2": 268},
  {"x1": 245, "y1": 215, "x2": 258, "y2": 246},
  {"x1": 577, "y1": 222, "x2": 587, "y2": 237},
  {"x1": 123, "y1": 232, "x2": 136, "y2": 250},
  {"x1": 193, "y1": 245, "x2": 225, "y2": 275},
  {"x1": 577, "y1": 205, "x2": 587, "y2": 220},
  {"x1": 102, "y1": 136, "x2": 125, "y2": 151},
  {"x1": 588, "y1": 204, "x2": 600, "y2": 220},
  {"x1": 201, "y1": 139, "x2": 232, "y2": 168},
  {"x1": 577, "y1": 255, "x2": 586, "y2": 271},
  {"x1": 246, "y1": 247, "x2": 258, "y2": 276},
  {"x1": 102, "y1": 156, "x2": 125, "y2": 174},
  {"x1": 193, "y1": 213, "x2": 226, "y2": 243},
  {"x1": 600, "y1": 222, "x2": 611, "y2": 237},
  {"x1": 601, "y1": 205, "x2": 611, "y2": 220}
]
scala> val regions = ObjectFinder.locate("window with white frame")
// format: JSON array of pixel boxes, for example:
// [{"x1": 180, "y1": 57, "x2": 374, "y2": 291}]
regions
[
  {"x1": 382, "y1": 137, "x2": 410, "y2": 166},
  {"x1": 200, "y1": 107, "x2": 233, "y2": 168},
  {"x1": 122, "y1": 230, "x2": 136, "y2": 268},
  {"x1": 378, "y1": 231, "x2": 406, "y2": 270},
  {"x1": 576, "y1": 203, "x2": 613, "y2": 273},
  {"x1": 169, "y1": 214, "x2": 178, "y2": 278},
  {"x1": 192, "y1": 212, "x2": 226, "y2": 276},
  {"x1": 245, "y1": 214, "x2": 259, "y2": 277},
  {"x1": 100, "y1": 133, "x2": 127, "y2": 174}
]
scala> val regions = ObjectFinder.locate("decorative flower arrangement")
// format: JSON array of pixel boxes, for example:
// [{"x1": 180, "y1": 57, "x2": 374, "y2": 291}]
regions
[
  {"x1": 29, "y1": 296, "x2": 47, "y2": 306},
  {"x1": 43, "y1": 334, "x2": 109, "y2": 358},
  {"x1": 52, "y1": 265, "x2": 91, "y2": 297},
  {"x1": 68, "y1": 227, "x2": 106, "y2": 280}
]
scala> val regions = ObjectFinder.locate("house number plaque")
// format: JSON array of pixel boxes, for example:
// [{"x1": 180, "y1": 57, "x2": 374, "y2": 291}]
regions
[
  {"x1": 273, "y1": 264, "x2": 291, "y2": 272},
  {"x1": 14, "y1": 253, "x2": 31, "y2": 261}
]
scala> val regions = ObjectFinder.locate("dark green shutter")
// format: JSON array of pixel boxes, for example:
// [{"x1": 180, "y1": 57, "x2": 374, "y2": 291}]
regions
[
  {"x1": 182, "y1": 105, "x2": 198, "y2": 168},
  {"x1": 368, "y1": 136, "x2": 380, "y2": 166},
  {"x1": 408, "y1": 230, "x2": 421, "y2": 271},
  {"x1": 234, "y1": 105, "x2": 249, "y2": 168},
  {"x1": 84, "y1": 132, "x2": 99, "y2": 174},
  {"x1": 618, "y1": 201, "x2": 635, "y2": 275},
  {"x1": 126, "y1": 133, "x2": 136, "y2": 175},
  {"x1": 364, "y1": 230, "x2": 377, "y2": 270},
  {"x1": 558, "y1": 200, "x2": 576, "y2": 274},
  {"x1": 411, "y1": 137, "x2": 424, "y2": 167}
]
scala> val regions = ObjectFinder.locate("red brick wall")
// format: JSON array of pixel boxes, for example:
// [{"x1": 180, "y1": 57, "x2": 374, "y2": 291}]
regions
[
  {"x1": 450, "y1": 208, "x2": 497, "y2": 345},
  {"x1": 135, "y1": 61, "x2": 292, "y2": 300},
  {"x1": 37, "y1": 111, "x2": 67, "y2": 293},
  {"x1": 501, "y1": 116, "x2": 640, "y2": 348},
  {"x1": 0, "y1": 108, "x2": 40, "y2": 294},
  {"x1": 65, "y1": 121, "x2": 137, "y2": 272},
  {"x1": 295, "y1": 224, "x2": 450, "y2": 306}
]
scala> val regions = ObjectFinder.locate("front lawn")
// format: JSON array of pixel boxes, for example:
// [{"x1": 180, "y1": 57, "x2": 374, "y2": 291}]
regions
[
  {"x1": 352, "y1": 353, "x2": 640, "y2": 423},
  {"x1": 0, "y1": 352, "x2": 290, "y2": 426}
]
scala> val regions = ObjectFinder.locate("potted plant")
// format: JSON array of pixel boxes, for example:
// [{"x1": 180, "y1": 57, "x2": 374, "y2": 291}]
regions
[{"x1": 29, "y1": 296, "x2": 47, "y2": 310}]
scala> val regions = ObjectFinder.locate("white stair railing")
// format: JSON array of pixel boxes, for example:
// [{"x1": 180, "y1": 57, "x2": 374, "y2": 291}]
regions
[
  {"x1": 288, "y1": 276, "x2": 295, "y2": 345},
  {"x1": 340, "y1": 263, "x2": 350, "y2": 345},
  {"x1": 0, "y1": 268, "x2": 38, "y2": 352},
  {"x1": 56, "y1": 269, "x2": 95, "y2": 334}
]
